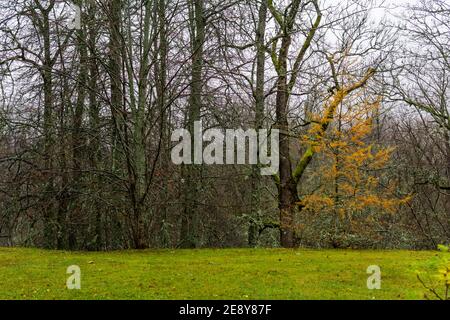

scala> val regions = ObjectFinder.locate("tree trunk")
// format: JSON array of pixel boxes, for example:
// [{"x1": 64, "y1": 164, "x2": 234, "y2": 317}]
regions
[
  {"x1": 180, "y1": 0, "x2": 205, "y2": 248},
  {"x1": 41, "y1": 5, "x2": 56, "y2": 249},
  {"x1": 249, "y1": 0, "x2": 268, "y2": 247},
  {"x1": 275, "y1": 34, "x2": 297, "y2": 248},
  {"x1": 87, "y1": 0, "x2": 102, "y2": 250},
  {"x1": 108, "y1": 0, "x2": 123, "y2": 172}
]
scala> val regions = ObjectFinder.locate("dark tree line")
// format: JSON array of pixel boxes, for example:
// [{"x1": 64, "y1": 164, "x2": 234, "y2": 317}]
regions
[{"x1": 0, "y1": 0, "x2": 448, "y2": 250}]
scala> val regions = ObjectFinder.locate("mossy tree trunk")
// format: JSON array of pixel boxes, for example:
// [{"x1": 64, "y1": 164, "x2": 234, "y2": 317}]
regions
[
  {"x1": 249, "y1": 0, "x2": 268, "y2": 247},
  {"x1": 180, "y1": 0, "x2": 205, "y2": 248}
]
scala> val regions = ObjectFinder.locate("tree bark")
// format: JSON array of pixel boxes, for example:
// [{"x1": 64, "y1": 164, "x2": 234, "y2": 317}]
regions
[
  {"x1": 180, "y1": 0, "x2": 205, "y2": 248},
  {"x1": 249, "y1": 0, "x2": 268, "y2": 247}
]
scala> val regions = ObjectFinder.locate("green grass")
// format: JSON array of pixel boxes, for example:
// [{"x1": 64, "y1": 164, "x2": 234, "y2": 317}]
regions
[{"x1": 0, "y1": 247, "x2": 441, "y2": 300}]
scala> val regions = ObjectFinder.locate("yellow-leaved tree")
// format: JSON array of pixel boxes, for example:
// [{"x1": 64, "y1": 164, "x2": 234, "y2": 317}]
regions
[{"x1": 297, "y1": 98, "x2": 411, "y2": 247}]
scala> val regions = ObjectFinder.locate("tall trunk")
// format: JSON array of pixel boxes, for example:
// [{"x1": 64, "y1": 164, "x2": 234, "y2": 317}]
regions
[
  {"x1": 127, "y1": 0, "x2": 153, "y2": 249},
  {"x1": 66, "y1": 0, "x2": 88, "y2": 250},
  {"x1": 41, "y1": 4, "x2": 56, "y2": 249},
  {"x1": 108, "y1": 0, "x2": 123, "y2": 173},
  {"x1": 267, "y1": 0, "x2": 321, "y2": 247},
  {"x1": 276, "y1": 35, "x2": 297, "y2": 248},
  {"x1": 73, "y1": 0, "x2": 87, "y2": 179},
  {"x1": 156, "y1": 0, "x2": 170, "y2": 247},
  {"x1": 87, "y1": 1, "x2": 102, "y2": 250},
  {"x1": 180, "y1": 0, "x2": 205, "y2": 248},
  {"x1": 249, "y1": 0, "x2": 268, "y2": 247},
  {"x1": 56, "y1": 41, "x2": 72, "y2": 250}
]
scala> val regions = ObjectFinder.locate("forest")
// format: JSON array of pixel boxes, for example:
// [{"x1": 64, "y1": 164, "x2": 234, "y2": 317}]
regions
[{"x1": 0, "y1": 0, "x2": 449, "y2": 252}]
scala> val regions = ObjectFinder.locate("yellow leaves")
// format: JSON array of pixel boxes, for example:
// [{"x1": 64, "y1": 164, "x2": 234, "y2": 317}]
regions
[
  {"x1": 297, "y1": 96, "x2": 411, "y2": 223},
  {"x1": 353, "y1": 195, "x2": 396, "y2": 213},
  {"x1": 344, "y1": 146, "x2": 373, "y2": 166},
  {"x1": 370, "y1": 147, "x2": 395, "y2": 170},
  {"x1": 298, "y1": 194, "x2": 334, "y2": 212},
  {"x1": 336, "y1": 207, "x2": 346, "y2": 219},
  {"x1": 329, "y1": 140, "x2": 347, "y2": 149},
  {"x1": 340, "y1": 182, "x2": 356, "y2": 195},
  {"x1": 312, "y1": 145, "x2": 322, "y2": 153},
  {"x1": 399, "y1": 194, "x2": 414, "y2": 206},
  {"x1": 349, "y1": 120, "x2": 372, "y2": 144}
]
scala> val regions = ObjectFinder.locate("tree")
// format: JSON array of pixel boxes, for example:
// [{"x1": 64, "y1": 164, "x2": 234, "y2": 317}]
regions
[
  {"x1": 248, "y1": 0, "x2": 268, "y2": 247},
  {"x1": 298, "y1": 98, "x2": 410, "y2": 247},
  {"x1": 180, "y1": 0, "x2": 206, "y2": 248},
  {"x1": 389, "y1": 0, "x2": 450, "y2": 245},
  {"x1": 266, "y1": 0, "x2": 322, "y2": 247}
]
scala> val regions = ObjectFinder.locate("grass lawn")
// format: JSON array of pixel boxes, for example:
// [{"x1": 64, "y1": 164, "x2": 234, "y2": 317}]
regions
[{"x1": 0, "y1": 247, "x2": 443, "y2": 300}]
